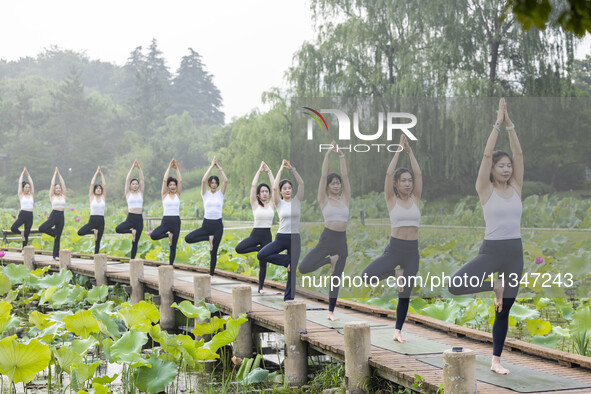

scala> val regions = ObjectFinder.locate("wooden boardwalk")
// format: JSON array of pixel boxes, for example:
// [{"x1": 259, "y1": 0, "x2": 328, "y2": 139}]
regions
[{"x1": 2, "y1": 247, "x2": 591, "y2": 393}]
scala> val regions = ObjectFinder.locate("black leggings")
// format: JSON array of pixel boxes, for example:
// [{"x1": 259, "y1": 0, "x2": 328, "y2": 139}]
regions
[
  {"x1": 77, "y1": 215, "x2": 105, "y2": 254},
  {"x1": 448, "y1": 238, "x2": 523, "y2": 357},
  {"x1": 236, "y1": 228, "x2": 273, "y2": 290},
  {"x1": 362, "y1": 237, "x2": 419, "y2": 330},
  {"x1": 257, "y1": 233, "x2": 301, "y2": 301},
  {"x1": 299, "y1": 228, "x2": 348, "y2": 312},
  {"x1": 150, "y1": 216, "x2": 181, "y2": 264},
  {"x1": 185, "y1": 218, "x2": 224, "y2": 275},
  {"x1": 116, "y1": 213, "x2": 144, "y2": 259},
  {"x1": 11, "y1": 210, "x2": 33, "y2": 247},
  {"x1": 39, "y1": 210, "x2": 64, "y2": 259}
]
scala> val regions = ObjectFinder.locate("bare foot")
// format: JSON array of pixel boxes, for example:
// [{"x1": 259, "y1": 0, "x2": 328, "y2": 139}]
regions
[
  {"x1": 329, "y1": 254, "x2": 339, "y2": 275},
  {"x1": 208, "y1": 235, "x2": 214, "y2": 250},
  {"x1": 287, "y1": 264, "x2": 291, "y2": 272},
  {"x1": 395, "y1": 268, "x2": 405, "y2": 292},
  {"x1": 493, "y1": 279, "x2": 504, "y2": 312},
  {"x1": 20, "y1": 230, "x2": 25, "y2": 241},
  {"x1": 328, "y1": 312, "x2": 339, "y2": 321},
  {"x1": 491, "y1": 356, "x2": 510, "y2": 374},
  {"x1": 131, "y1": 229, "x2": 136, "y2": 242},
  {"x1": 93, "y1": 229, "x2": 98, "y2": 241},
  {"x1": 53, "y1": 257, "x2": 59, "y2": 261},
  {"x1": 393, "y1": 329, "x2": 407, "y2": 343},
  {"x1": 168, "y1": 232, "x2": 173, "y2": 246}
]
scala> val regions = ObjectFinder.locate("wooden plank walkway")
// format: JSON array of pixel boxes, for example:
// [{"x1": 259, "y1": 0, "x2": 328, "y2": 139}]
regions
[{"x1": 2, "y1": 248, "x2": 591, "y2": 393}]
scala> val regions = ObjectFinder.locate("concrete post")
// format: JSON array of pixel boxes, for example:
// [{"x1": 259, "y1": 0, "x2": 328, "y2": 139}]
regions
[
  {"x1": 94, "y1": 254, "x2": 108, "y2": 286},
  {"x1": 158, "y1": 265, "x2": 175, "y2": 330},
  {"x1": 23, "y1": 246, "x2": 35, "y2": 270},
  {"x1": 443, "y1": 348, "x2": 476, "y2": 394},
  {"x1": 194, "y1": 274, "x2": 211, "y2": 302},
  {"x1": 232, "y1": 285, "x2": 252, "y2": 358},
  {"x1": 59, "y1": 249, "x2": 71, "y2": 270},
  {"x1": 129, "y1": 260, "x2": 144, "y2": 304},
  {"x1": 284, "y1": 300, "x2": 307, "y2": 385},
  {"x1": 344, "y1": 321, "x2": 371, "y2": 394}
]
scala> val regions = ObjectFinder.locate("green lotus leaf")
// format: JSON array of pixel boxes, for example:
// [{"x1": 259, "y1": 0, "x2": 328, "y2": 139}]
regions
[
  {"x1": 0, "y1": 273, "x2": 11, "y2": 296},
  {"x1": 4, "y1": 290, "x2": 17, "y2": 303},
  {"x1": 50, "y1": 286, "x2": 73, "y2": 307},
  {"x1": 194, "y1": 346, "x2": 220, "y2": 361},
  {"x1": 29, "y1": 311, "x2": 55, "y2": 330},
  {"x1": 242, "y1": 368, "x2": 270, "y2": 385},
  {"x1": 92, "y1": 374, "x2": 119, "y2": 385},
  {"x1": 64, "y1": 310, "x2": 100, "y2": 338},
  {"x1": 552, "y1": 326, "x2": 570, "y2": 337},
  {"x1": 1, "y1": 264, "x2": 33, "y2": 285},
  {"x1": 72, "y1": 361, "x2": 100, "y2": 384},
  {"x1": 0, "y1": 315, "x2": 19, "y2": 335},
  {"x1": 48, "y1": 310, "x2": 73, "y2": 323},
  {"x1": 72, "y1": 338, "x2": 98, "y2": 356},
  {"x1": 0, "y1": 300, "x2": 11, "y2": 318},
  {"x1": 36, "y1": 324, "x2": 60, "y2": 344},
  {"x1": 90, "y1": 301, "x2": 115, "y2": 313},
  {"x1": 207, "y1": 314, "x2": 247, "y2": 353},
  {"x1": 510, "y1": 303, "x2": 540, "y2": 322},
  {"x1": 118, "y1": 301, "x2": 160, "y2": 332},
  {"x1": 526, "y1": 319, "x2": 552, "y2": 336},
  {"x1": 108, "y1": 330, "x2": 148, "y2": 364},
  {"x1": 37, "y1": 270, "x2": 73, "y2": 289},
  {"x1": 86, "y1": 285, "x2": 109, "y2": 304},
  {"x1": 93, "y1": 311, "x2": 122, "y2": 339},
  {"x1": 92, "y1": 383, "x2": 109, "y2": 394},
  {"x1": 198, "y1": 300, "x2": 220, "y2": 314},
  {"x1": 419, "y1": 301, "x2": 460, "y2": 323},
  {"x1": 133, "y1": 354, "x2": 178, "y2": 394},
  {"x1": 40, "y1": 286, "x2": 58, "y2": 305},
  {"x1": 192, "y1": 316, "x2": 226, "y2": 337},
  {"x1": 0, "y1": 337, "x2": 51, "y2": 384},
  {"x1": 171, "y1": 300, "x2": 211, "y2": 320},
  {"x1": 570, "y1": 304, "x2": 591, "y2": 336},
  {"x1": 55, "y1": 345, "x2": 84, "y2": 373},
  {"x1": 529, "y1": 333, "x2": 561, "y2": 348}
]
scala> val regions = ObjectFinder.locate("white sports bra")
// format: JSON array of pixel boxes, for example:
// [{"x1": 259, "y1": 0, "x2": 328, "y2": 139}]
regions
[
  {"x1": 253, "y1": 204, "x2": 274, "y2": 228},
  {"x1": 203, "y1": 191, "x2": 224, "y2": 220},
  {"x1": 322, "y1": 201, "x2": 349, "y2": 223},
  {"x1": 389, "y1": 199, "x2": 420, "y2": 228},
  {"x1": 20, "y1": 195, "x2": 34, "y2": 210},
  {"x1": 277, "y1": 197, "x2": 301, "y2": 234},
  {"x1": 127, "y1": 192, "x2": 143, "y2": 210},
  {"x1": 52, "y1": 195, "x2": 66, "y2": 210},
  {"x1": 163, "y1": 194, "x2": 180, "y2": 216},
  {"x1": 483, "y1": 187, "x2": 522, "y2": 240},
  {"x1": 90, "y1": 196, "x2": 105, "y2": 216}
]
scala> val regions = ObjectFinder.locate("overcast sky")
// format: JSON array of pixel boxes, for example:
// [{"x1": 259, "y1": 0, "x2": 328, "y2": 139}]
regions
[{"x1": 1, "y1": 1, "x2": 589, "y2": 123}]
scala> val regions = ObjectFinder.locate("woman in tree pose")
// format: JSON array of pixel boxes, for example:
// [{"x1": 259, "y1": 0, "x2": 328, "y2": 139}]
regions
[
  {"x1": 257, "y1": 160, "x2": 304, "y2": 301},
  {"x1": 77, "y1": 167, "x2": 106, "y2": 254},
  {"x1": 150, "y1": 159, "x2": 182, "y2": 265},
  {"x1": 11, "y1": 167, "x2": 35, "y2": 248},
  {"x1": 185, "y1": 156, "x2": 227, "y2": 276},
  {"x1": 299, "y1": 141, "x2": 350, "y2": 321},
  {"x1": 116, "y1": 160, "x2": 145, "y2": 259},
  {"x1": 235, "y1": 161, "x2": 276, "y2": 293},
  {"x1": 361, "y1": 134, "x2": 422, "y2": 342},
  {"x1": 448, "y1": 98, "x2": 523, "y2": 375},
  {"x1": 39, "y1": 167, "x2": 67, "y2": 260}
]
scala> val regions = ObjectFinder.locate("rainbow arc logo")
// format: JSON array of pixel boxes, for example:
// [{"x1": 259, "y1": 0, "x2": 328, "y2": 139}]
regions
[{"x1": 302, "y1": 107, "x2": 328, "y2": 131}]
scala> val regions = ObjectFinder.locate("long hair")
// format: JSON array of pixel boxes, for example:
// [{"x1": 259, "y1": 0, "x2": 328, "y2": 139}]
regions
[
  {"x1": 278, "y1": 179, "x2": 293, "y2": 199},
  {"x1": 256, "y1": 183, "x2": 270, "y2": 207},
  {"x1": 489, "y1": 150, "x2": 513, "y2": 182},
  {"x1": 393, "y1": 168, "x2": 414, "y2": 197}
]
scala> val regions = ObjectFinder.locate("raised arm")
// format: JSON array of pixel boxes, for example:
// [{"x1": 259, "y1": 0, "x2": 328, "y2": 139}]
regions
[
  {"x1": 99, "y1": 169, "x2": 106, "y2": 199},
  {"x1": 17, "y1": 168, "x2": 25, "y2": 198},
  {"x1": 162, "y1": 160, "x2": 173, "y2": 198},
  {"x1": 27, "y1": 170, "x2": 34, "y2": 195},
  {"x1": 385, "y1": 136, "x2": 404, "y2": 208},
  {"x1": 124, "y1": 162, "x2": 134, "y2": 196},
  {"x1": 504, "y1": 102, "x2": 524, "y2": 195},
  {"x1": 57, "y1": 170, "x2": 66, "y2": 196},
  {"x1": 402, "y1": 135, "x2": 422, "y2": 201},
  {"x1": 250, "y1": 162, "x2": 265, "y2": 209},
  {"x1": 89, "y1": 167, "x2": 100, "y2": 200},
  {"x1": 476, "y1": 98, "x2": 505, "y2": 202},
  {"x1": 137, "y1": 162, "x2": 145, "y2": 194},
  {"x1": 265, "y1": 163, "x2": 275, "y2": 205},
  {"x1": 49, "y1": 168, "x2": 57, "y2": 199},
  {"x1": 201, "y1": 158, "x2": 215, "y2": 196},
  {"x1": 286, "y1": 161, "x2": 305, "y2": 201},
  {"x1": 215, "y1": 157, "x2": 228, "y2": 195},
  {"x1": 272, "y1": 161, "x2": 285, "y2": 206},
  {"x1": 173, "y1": 159, "x2": 182, "y2": 196},
  {"x1": 317, "y1": 147, "x2": 332, "y2": 207},
  {"x1": 338, "y1": 151, "x2": 351, "y2": 203}
]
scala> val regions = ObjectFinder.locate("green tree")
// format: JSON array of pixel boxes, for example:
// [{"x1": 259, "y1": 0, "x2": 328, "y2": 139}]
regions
[{"x1": 507, "y1": 0, "x2": 591, "y2": 37}]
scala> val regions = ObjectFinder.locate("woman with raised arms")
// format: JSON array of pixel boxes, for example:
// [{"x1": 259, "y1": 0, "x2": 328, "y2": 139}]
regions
[
  {"x1": 77, "y1": 166, "x2": 106, "y2": 254},
  {"x1": 116, "y1": 160, "x2": 145, "y2": 258},
  {"x1": 39, "y1": 167, "x2": 67, "y2": 260},
  {"x1": 11, "y1": 167, "x2": 35, "y2": 248}
]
